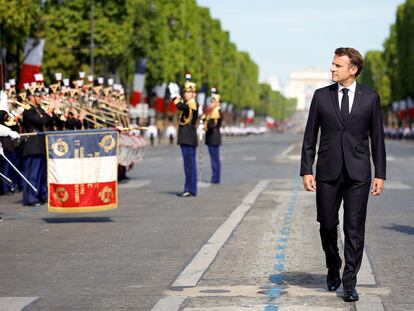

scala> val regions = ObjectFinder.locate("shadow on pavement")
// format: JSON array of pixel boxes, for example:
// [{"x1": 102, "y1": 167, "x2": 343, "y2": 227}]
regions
[
  {"x1": 270, "y1": 271, "x2": 325, "y2": 288},
  {"x1": 42, "y1": 217, "x2": 113, "y2": 223},
  {"x1": 382, "y1": 223, "x2": 414, "y2": 235}
]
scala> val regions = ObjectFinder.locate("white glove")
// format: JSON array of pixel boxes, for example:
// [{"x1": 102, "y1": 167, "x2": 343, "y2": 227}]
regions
[
  {"x1": 168, "y1": 82, "x2": 180, "y2": 99},
  {"x1": 9, "y1": 130, "x2": 20, "y2": 140}
]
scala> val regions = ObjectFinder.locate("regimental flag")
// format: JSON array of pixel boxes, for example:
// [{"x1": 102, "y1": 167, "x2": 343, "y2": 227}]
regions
[
  {"x1": 130, "y1": 58, "x2": 147, "y2": 107},
  {"x1": 153, "y1": 83, "x2": 167, "y2": 113},
  {"x1": 46, "y1": 130, "x2": 118, "y2": 213},
  {"x1": 18, "y1": 38, "x2": 45, "y2": 90}
]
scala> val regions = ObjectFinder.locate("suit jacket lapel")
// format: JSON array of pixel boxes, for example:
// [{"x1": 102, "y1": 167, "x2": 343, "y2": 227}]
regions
[
  {"x1": 344, "y1": 83, "x2": 363, "y2": 128},
  {"x1": 329, "y1": 83, "x2": 343, "y2": 125}
]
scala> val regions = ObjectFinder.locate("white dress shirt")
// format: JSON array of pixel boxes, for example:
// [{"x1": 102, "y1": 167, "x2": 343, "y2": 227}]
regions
[{"x1": 338, "y1": 81, "x2": 356, "y2": 113}]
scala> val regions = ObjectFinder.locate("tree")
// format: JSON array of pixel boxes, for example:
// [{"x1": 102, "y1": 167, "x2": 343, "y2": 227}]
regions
[{"x1": 359, "y1": 51, "x2": 391, "y2": 107}]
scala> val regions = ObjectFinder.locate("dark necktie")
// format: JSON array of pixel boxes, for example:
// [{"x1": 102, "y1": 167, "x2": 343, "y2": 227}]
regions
[{"x1": 341, "y1": 88, "x2": 349, "y2": 122}]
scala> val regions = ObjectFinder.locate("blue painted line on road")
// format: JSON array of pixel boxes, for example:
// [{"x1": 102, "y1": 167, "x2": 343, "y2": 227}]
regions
[
  {"x1": 267, "y1": 287, "x2": 282, "y2": 298},
  {"x1": 274, "y1": 263, "x2": 284, "y2": 271},
  {"x1": 264, "y1": 176, "x2": 300, "y2": 311},
  {"x1": 270, "y1": 274, "x2": 284, "y2": 284}
]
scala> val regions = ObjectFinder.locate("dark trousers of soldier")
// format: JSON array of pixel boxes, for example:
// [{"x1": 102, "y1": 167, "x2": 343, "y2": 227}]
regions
[
  {"x1": 208, "y1": 145, "x2": 220, "y2": 184},
  {"x1": 180, "y1": 145, "x2": 197, "y2": 196},
  {"x1": 22, "y1": 155, "x2": 48, "y2": 205},
  {"x1": 1, "y1": 149, "x2": 21, "y2": 193},
  {"x1": 316, "y1": 167, "x2": 370, "y2": 288}
]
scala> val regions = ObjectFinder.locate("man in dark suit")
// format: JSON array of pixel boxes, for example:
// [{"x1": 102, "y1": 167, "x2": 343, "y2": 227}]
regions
[{"x1": 300, "y1": 47, "x2": 386, "y2": 302}]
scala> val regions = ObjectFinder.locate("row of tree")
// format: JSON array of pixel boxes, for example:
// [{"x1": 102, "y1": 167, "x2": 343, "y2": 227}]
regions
[
  {"x1": 0, "y1": 0, "x2": 296, "y2": 121},
  {"x1": 359, "y1": 0, "x2": 414, "y2": 108}
]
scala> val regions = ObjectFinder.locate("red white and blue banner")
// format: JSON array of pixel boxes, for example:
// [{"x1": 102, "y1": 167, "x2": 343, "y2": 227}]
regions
[
  {"x1": 130, "y1": 58, "x2": 147, "y2": 106},
  {"x1": 46, "y1": 130, "x2": 118, "y2": 213},
  {"x1": 18, "y1": 38, "x2": 45, "y2": 90}
]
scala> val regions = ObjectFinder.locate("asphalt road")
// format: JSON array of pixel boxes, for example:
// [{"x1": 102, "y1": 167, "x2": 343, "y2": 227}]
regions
[{"x1": 0, "y1": 133, "x2": 413, "y2": 310}]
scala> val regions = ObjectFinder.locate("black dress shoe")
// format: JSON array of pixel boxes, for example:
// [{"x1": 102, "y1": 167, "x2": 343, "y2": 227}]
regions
[
  {"x1": 177, "y1": 191, "x2": 192, "y2": 197},
  {"x1": 343, "y1": 287, "x2": 359, "y2": 302},
  {"x1": 327, "y1": 268, "x2": 341, "y2": 291}
]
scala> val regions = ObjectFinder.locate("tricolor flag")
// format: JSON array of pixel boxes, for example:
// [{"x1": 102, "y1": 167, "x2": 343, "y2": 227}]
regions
[
  {"x1": 18, "y1": 38, "x2": 45, "y2": 90},
  {"x1": 130, "y1": 58, "x2": 147, "y2": 106},
  {"x1": 46, "y1": 130, "x2": 118, "y2": 213},
  {"x1": 153, "y1": 83, "x2": 167, "y2": 113}
]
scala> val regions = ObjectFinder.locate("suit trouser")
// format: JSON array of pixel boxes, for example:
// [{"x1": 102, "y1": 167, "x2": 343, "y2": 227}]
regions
[
  {"x1": 180, "y1": 145, "x2": 197, "y2": 195},
  {"x1": 208, "y1": 145, "x2": 220, "y2": 184},
  {"x1": 22, "y1": 155, "x2": 48, "y2": 205},
  {"x1": 316, "y1": 171, "x2": 370, "y2": 288}
]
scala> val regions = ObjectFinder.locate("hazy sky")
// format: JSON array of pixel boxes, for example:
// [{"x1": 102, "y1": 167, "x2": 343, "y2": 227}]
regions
[{"x1": 197, "y1": 0, "x2": 404, "y2": 86}]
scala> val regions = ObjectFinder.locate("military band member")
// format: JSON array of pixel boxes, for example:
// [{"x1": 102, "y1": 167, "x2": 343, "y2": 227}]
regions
[
  {"x1": 0, "y1": 111, "x2": 21, "y2": 194},
  {"x1": 21, "y1": 87, "x2": 56, "y2": 206},
  {"x1": 203, "y1": 88, "x2": 222, "y2": 184},
  {"x1": 170, "y1": 74, "x2": 199, "y2": 197}
]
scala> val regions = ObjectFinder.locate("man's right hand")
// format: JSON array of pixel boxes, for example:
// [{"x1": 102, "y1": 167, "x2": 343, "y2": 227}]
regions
[{"x1": 303, "y1": 174, "x2": 316, "y2": 192}]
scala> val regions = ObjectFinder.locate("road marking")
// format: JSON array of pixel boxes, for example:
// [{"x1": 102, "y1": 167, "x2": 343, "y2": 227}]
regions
[
  {"x1": 280, "y1": 144, "x2": 296, "y2": 158},
  {"x1": 151, "y1": 180, "x2": 270, "y2": 311},
  {"x1": 118, "y1": 180, "x2": 151, "y2": 189},
  {"x1": 197, "y1": 181, "x2": 211, "y2": 188},
  {"x1": 183, "y1": 307, "x2": 264, "y2": 311},
  {"x1": 265, "y1": 178, "x2": 299, "y2": 311},
  {"x1": 0, "y1": 297, "x2": 38, "y2": 310},
  {"x1": 243, "y1": 156, "x2": 257, "y2": 161},
  {"x1": 172, "y1": 179, "x2": 270, "y2": 288},
  {"x1": 150, "y1": 296, "x2": 187, "y2": 311},
  {"x1": 338, "y1": 207, "x2": 385, "y2": 311}
]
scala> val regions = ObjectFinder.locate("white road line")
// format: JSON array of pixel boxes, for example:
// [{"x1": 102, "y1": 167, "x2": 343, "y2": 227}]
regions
[
  {"x1": 281, "y1": 144, "x2": 296, "y2": 158},
  {"x1": 150, "y1": 296, "x2": 187, "y2": 311},
  {"x1": 242, "y1": 156, "x2": 257, "y2": 161},
  {"x1": 338, "y1": 207, "x2": 385, "y2": 311},
  {"x1": 0, "y1": 297, "x2": 38, "y2": 311},
  {"x1": 150, "y1": 180, "x2": 270, "y2": 311},
  {"x1": 172, "y1": 179, "x2": 270, "y2": 287}
]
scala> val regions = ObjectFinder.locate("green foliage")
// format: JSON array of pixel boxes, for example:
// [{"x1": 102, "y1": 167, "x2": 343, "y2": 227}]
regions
[
  {"x1": 2, "y1": 0, "x2": 290, "y2": 119},
  {"x1": 359, "y1": 51, "x2": 391, "y2": 107},
  {"x1": 259, "y1": 83, "x2": 297, "y2": 120},
  {"x1": 365, "y1": 0, "x2": 414, "y2": 107}
]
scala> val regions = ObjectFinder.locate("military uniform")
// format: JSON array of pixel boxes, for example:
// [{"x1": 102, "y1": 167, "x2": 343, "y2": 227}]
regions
[
  {"x1": 204, "y1": 92, "x2": 222, "y2": 184},
  {"x1": 0, "y1": 111, "x2": 21, "y2": 194},
  {"x1": 21, "y1": 90, "x2": 54, "y2": 206},
  {"x1": 174, "y1": 77, "x2": 199, "y2": 197}
]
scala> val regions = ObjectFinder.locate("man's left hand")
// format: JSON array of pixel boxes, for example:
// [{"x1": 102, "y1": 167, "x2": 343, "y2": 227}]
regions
[{"x1": 371, "y1": 178, "x2": 384, "y2": 196}]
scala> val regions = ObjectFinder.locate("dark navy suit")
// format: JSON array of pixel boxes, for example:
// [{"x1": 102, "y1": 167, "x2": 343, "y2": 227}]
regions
[{"x1": 300, "y1": 82, "x2": 386, "y2": 288}]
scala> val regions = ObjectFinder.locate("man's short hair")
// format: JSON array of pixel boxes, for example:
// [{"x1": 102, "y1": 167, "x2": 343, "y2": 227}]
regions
[{"x1": 335, "y1": 47, "x2": 364, "y2": 77}]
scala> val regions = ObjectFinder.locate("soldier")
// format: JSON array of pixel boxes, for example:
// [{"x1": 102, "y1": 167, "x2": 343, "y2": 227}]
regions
[
  {"x1": 170, "y1": 74, "x2": 199, "y2": 197},
  {"x1": 0, "y1": 110, "x2": 21, "y2": 195},
  {"x1": 20, "y1": 81, "x2": 56, "y2": 206},
  {"x1": 203, "y1": 88, "x2": 222, "y2": 184}
]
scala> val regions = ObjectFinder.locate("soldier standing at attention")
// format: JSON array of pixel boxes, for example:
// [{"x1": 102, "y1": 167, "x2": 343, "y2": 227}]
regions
[
  {"x1": 170, "y1": 74, "x2": 199, "y2": 197},
  {"x1": 203, "y1": 88, "x2": 222, "y2": 184}
]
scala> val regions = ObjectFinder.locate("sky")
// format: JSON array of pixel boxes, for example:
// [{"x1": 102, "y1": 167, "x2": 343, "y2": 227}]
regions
[{"x1": 197, "y1": 0, "x2": 404, "y2": 87}]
